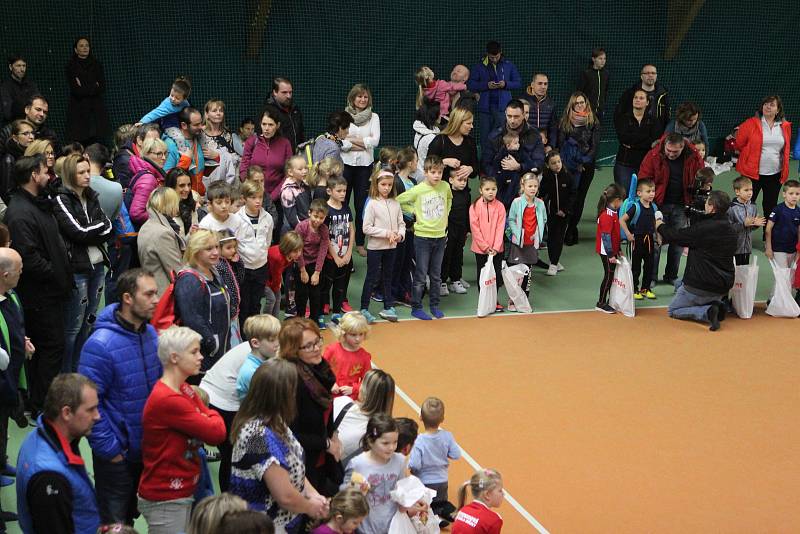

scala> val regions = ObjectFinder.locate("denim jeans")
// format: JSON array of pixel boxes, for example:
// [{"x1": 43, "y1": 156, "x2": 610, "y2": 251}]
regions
[
  {"x1": 412, "y1": 236, "x2": 446, "y2": 309},
  {"x1": 361, "y1": 248, "x2": 396, "y2": 309},
  {"x1": 262, "y1": 286, "x2": 280, "y2": 318},
  {"x1": 93, "y1": 455, "x2": 143, "y2": 524},
  {"x1": 63, "y1": 264, "x2": 105, "y2": 373},
  {"x1": 652, "y1": 204, "x2": 687, "y2": 282},
  {"x1": 668, "y1": 283, "x2": 724, "y2": 323},
  {"x1": 105, "y1": 243, "x2": 132, "y2": 304},
  {"x1": 137, "y1": 496, "x2": 193, "y2": 534},
  {"x1": 613, "y1": 162, "x2": 638, "y2": 196}
]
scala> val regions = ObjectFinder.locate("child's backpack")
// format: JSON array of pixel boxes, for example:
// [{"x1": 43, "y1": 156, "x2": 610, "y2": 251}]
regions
[
  {"x1": 618, "y1": 174, "x2": 658, "y2": 240},
  {"x1": 122, "y1": 168, "x2": 152, "y2": 212},
  {"x1": 151, "y1": 269, "x2": 208, "y2": 331},
  {"x1": 111, "y1": 201, "x2": 138, "y2": 245},
  {"x1": 296, "y1": 134, "x2": 326, "y2": 169}
]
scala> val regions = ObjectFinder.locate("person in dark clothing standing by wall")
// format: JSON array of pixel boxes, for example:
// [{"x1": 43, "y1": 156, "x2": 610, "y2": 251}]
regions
[
  {"x1": 577, "y1": 48, "x2": 609, "y2": 122},
  {"x1": 615, "y1": 63, "x2": 670, "y2": 137},
  {"x1": 261, "y1": 77, "x2": 305, "y2": 151},
  {"x1": 0, "y1": 54, "x2": 39, "y2": 126},
  {"x1": 64, "y1": 37, "x2": 111, "y2": 146}
]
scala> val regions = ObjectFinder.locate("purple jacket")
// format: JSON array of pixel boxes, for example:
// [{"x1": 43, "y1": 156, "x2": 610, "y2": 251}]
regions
[{"x1": 239, "y1": 135, "x2": 293, "y2": 201}]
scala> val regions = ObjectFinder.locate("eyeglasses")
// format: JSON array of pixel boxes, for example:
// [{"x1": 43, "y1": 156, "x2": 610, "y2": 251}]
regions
[
  {"x1": 44, "y1": 151, "x2": 54, "y2": 157},
  {"x1": 151, "y1": 151, "x2": 167, "y2": 157},
  {"x1": 299, "y1": 338, "x2": 323, "y2": 351}
]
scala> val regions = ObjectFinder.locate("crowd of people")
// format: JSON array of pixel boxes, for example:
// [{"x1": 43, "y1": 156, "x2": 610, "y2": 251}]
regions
[{"x1": 0, "y1": 35, "x2": 798, "y2": 534}]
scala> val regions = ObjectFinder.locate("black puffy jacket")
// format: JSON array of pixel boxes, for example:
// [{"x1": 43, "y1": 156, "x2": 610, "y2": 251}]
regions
[
  {"x1": 52, "y1": 185, "x2": 112, "y2": 274},
  {"x1": 0, "y1": 138, "x2": 25, "y2": 201}
]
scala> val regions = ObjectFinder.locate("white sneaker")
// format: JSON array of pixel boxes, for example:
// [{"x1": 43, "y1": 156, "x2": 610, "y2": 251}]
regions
[
  {"x1": 546, "y1": 264, "x2": 558, "y2": 276},
  {"x1": 448, "y1": 281, "x2": 468, "y2": 294},
  {"x1": 439, "y1": 282, "x2": 449, "y2": 296},
  {"x1": 459, "y1": 278, "x2": 471, "y2": 289},
  {"x1": 557, "y1": 263, "x2": 565, "y2": 271}
]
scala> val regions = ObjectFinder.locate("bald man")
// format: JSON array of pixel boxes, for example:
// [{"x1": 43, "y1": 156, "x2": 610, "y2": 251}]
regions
[{"x1": 450, "y1": 64, "x2": 477, "y2": 112}]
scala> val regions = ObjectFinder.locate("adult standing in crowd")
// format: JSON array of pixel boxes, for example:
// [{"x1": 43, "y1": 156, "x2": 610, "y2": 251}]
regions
[
  {"x1": 0, "y1": 54, "x2": 39, "y2": 125},
  {"x1": 78, "y1": 268, "x2": 161, "y2": 526},
  {"x1": 638, "y1": 133, "x2": 704, "y2": 285},
  {"x1": 577, "y1": 48, "x2": 610, "y2": 122},
  {"x1": 137, "y1": 187, "x2": 185, "y2": 295},
  {"x1": 0, "y1": 95, "x2": 59, "y2": 154},
  {"x1": 665, "y1": 101, "x2": 709, "y2": 149},
  {"x1": 261, "y1": 77, "x2": 305, "y2": 151},
  {"x1": 165, "y1": 167, "x2": 204, "y2": 238},
  {"x1": 230, "y1": 358, "x2": 329, "y2": 531},
  {"x1": 733, "y1": 95, "x2": 792, "y2": 224},
  {"x1": 201, "y1": 99, "x2": 241, "y2": 186},
  {"x1": 613, "y1": 89, "x2": 660, "y2": 194},
  {"x1": 138, "y1": 326, "x2": 226, "y2": 534},
  {"x1": 429, "y1": 106, "x2": 479, "y2": 183},
  {"x1": 64, "y1": 37, "x2": 110, "y2": 146},
  {"x1": 239, "y1": 107, "x2": 293, "y2": 206},
  {"x1": 163, "y1": 107, "x2": 206, "y2": 194},
  {"x1": 53, "y1": 154, "x2": 113, "y2": 373},
  {"x1": 6, "y1": 155, "x2": 73, "y2": 416},
  {"x1": 86, "y1": 144, "x2": 122, "y2": 222},
  {"x1": 560, "y1": 92, "x2": 600, "y2": 246},
  {"x1": 0, "y1": 119, "x2": 35, "y2": 200},
  {"x1": 615, "y1": 64, "x2": 670, "y2": 136},
  {"x1": 280, "y1": 317, "x2": 342, "y2": 497},
  {"x1": 23, "y1": 139, "x2": 56, "y2": 183},
  {"x1": 114, "y1": 123, "x2": 160, "y2": 189},
  {"x1": 413, "y1": 98, "x2": 441, "y2": 180},
  {"x1": 16, "y1": 374, "x2": 101, "y2": 534},
  {"x1": 128, "y1": 136, "x2": 168, "y2": 227},
  {"x1": 467, "y1": 40, "x2": 521, "y2": 152},
  {"x1": 311, "y1": 111, "x2": 352, "y2": 164},
  {"x1": 523, "y1": 73, "x2": 559, "y2": 151},
  {"x1": 481, "y1": 100, "x2": 544, "y2": 179},
  {"x1": 342, "y1": 83, "x2": 381, "y2": 257}
]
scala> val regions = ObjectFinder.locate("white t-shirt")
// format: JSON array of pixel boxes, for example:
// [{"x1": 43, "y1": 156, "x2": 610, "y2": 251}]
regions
[
  {"x1": 200, "y1": 341, "x2": 251, "y2": 411},
  {"x1": 332, "y1": 395, "x2": 369, "y2": 463}
]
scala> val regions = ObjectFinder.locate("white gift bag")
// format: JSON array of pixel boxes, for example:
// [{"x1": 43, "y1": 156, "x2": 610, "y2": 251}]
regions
[
  {"x1": 501, "y1": 261, "x2": 532, "y2": 313},
  {"x1": 766, "y1": 259, "x2": 800, "y2": 318},
  {"x1": 730, "y1": 256, "x2": 758, "y2": 319},
  {"x1": 388, "y1": 476, "x2": 440, "y2": 534},
  {"x1": 609, "y1": 256, "x2": 635, "y2": 317},
  {"x1": 477, "y1": 255, "x2": 498, "y2": 317}
]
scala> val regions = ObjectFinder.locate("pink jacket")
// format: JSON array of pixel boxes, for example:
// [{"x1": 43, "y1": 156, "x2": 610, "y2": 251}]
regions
[
  {"x1": 469, "y1": 198, "x2": 506, "y2": 254},
  {"x1": 424, "y1": 79, "x2": 467, "y2": 118},
  {"x1": 239, "y1": 135, "x2": 293, "y2": 201},
  {"x1": 128, "y1": 155, "x2": 164, "y2": 225}
]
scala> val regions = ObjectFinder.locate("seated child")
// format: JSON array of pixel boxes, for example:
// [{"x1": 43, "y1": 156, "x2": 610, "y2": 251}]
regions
[
  {"x1": 236, "y1": 314, "x2": 281, "y2": 401},
  {"x1": 324, "y1": 311, "x2": 372, "y2": 400},
  {"x1": 409, "y1": 397, "x2": 462, "y2": 506},
  {"x1": 138, "y1": 76, "x2": 192, "y2": 148}
]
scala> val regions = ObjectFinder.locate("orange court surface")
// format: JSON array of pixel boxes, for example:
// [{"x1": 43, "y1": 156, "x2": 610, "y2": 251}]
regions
[{"x1": 346, "y1": 307, "x2": 799, "y2": 533}]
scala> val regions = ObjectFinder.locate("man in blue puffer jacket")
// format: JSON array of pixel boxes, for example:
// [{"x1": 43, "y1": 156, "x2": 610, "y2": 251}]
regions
[
  {"x1": 467, "y1": 40, "x2": 521, "y2": 153},
  {"x1": 78, "y1": 268, "x2": 161, "y2": 525}
]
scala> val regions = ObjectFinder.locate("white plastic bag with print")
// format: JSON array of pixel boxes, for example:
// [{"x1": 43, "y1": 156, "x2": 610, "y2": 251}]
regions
[
  {"x1": 388, "y1": 476, "x2": 440, "y2": 534},
  {"x1": 501, "y1": 261, "x2": 532, "y2": 313},
  {"x1": 477, "y1": 255, "x2": 497, "y2": 317},
  {"x1": 766, "y1": 259, "x2": 800, "y2": 318},
  {"x1": 609, "y1": 256, "x2": 635, "y2": 317},
  {"x1": 730, "y1": 256, "x2": 759, "y2": 319}
]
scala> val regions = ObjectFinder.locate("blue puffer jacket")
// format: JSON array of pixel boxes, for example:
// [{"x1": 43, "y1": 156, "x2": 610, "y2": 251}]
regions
[
  {"x1": 78, "y1": 304, "x2": 161, "y2": 462},
  {"x1": 467, "y1": 56, "x2": 521, "y2": 114}
]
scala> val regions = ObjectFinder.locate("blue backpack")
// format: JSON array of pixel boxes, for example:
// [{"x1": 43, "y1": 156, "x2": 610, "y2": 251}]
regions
[{"x1": 618, "y1": 174, "x2": 657, "y2": 240}]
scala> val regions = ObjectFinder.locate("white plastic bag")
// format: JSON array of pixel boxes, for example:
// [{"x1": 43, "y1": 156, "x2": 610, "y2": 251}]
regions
[
  {"x1": 388, "y1": 476, "x2": 440, "y2": 534},
  {"x1": 766, "y1": 259, "x2": 800, "y2": 318},
  {"x1": 730, "y1": 256, "x2": 758, "y2": 319},
  {"x1": 477, "y1": 255, "x2": 497, "y2": 317},
  {"x1": 501, "y1": 261, "x2": 532, "y2": 313},
  {"x1": 609, "y1": 256, "x2": 635, "y2": 317}
]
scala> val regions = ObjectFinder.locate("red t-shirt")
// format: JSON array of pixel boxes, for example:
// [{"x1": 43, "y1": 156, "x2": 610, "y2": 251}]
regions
[
  {"x1": 138, "y1": 381, "x2": 227, "y2": 501},
  {"x1": 266, "y1": 245, "x2": 292, "y2": 293},
  {"x1": 595, "y1": 207, "x2": 621, "y2": 255},
  {"x1": 452, "y1": 501, "x2": 503, "y2": 534},
  {"x1": 522, "y1": 206, "x2": 538, "y2": 246},
  {"x1": 323, "y1": 342, "x2": 372, "y2": 400}
]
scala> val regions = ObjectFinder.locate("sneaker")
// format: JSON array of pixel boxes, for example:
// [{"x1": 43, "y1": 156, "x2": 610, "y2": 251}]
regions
[
  {"x1": 360, "y1": 309, "x2": 377, "y2": 324},
  {"x1": 556, "y1": 263, "x2": 565, "y2": 271},
  {"x1": 371, "y1": 292, "x2": 384, "y2": 303},
  {"x1": 595, "y1": 303, "x2": 615, "y2": 314},
  {"x1": 204, "y1": 448, "x2": 220, "y2": 462},
  {"x1": 439, "y1": 282, "x2": 449, "y2": 296},
  {"x1": 330, "y1": 313, "x2": 343, "y2": 325},
  {"x1": 284, "y1": 304, "x2": 297, "y2": 318},
  {"x1": 642, "y1": 289, "x2": 656, "y2": 299},
  {"x1": 507, "y1": 300, "x2": 517, "y2": 312},
  {"x1": 379, "y1": 307, "x2": 398, "y2": 322},
  {"x1": 0, "y1": 510, "x2": 18, "y2": 522},
  {"x1": 342, "y1": 300, "x2": 353, "y2": 312},
  {"x1": 317, "y1": 316, "x2": 327, "y2": 330},
  {"x1": 411, "y1": 308, "x2": 432, "y2": 320},
  {"x1": 634, "y1": 291, "x2": 644, "y2": 300},
  {"x1": 0, "y1": 475, "x2": 12, "y2": 487},
  {"x1": 396, "y1": 293, "x2": 412, "y2": 308},
  {"x1": 495, "y1": 303, "x2": 505, "y2": 313},
  {"x1": 707, "y1": 304, "x2": 720, "y2": 331},
  {"x1": 545, "y1": 264, "x2": 558, "y2": 276},
  {"x1": 459, "y1": 278, "x2": 471, "y2": 289},
  {"x1": 430, "y1": 307, "x2": 445, "y2": 319},
  {"x1": 448, "y1": 281, "x2": 468, "y2": 294},
  {"x1": 1, "y1": 464, "x2": 16, "y2": 477}
]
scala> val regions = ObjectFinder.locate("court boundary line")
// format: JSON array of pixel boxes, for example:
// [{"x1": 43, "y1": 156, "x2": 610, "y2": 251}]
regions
[{"x1": 372, "y1": 362, "x2": 551, "y2": 534}]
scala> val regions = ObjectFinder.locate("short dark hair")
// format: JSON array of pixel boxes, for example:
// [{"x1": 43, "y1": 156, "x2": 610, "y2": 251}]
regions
[
  {"x1": 14, "y1": 154, "x2": 45, "y2": 186},
  {"x1": 486, "y1": 40, "x2": 502, "y2": 55},
  {"x1": 695, "y1": 168, "x2": 715, "y2": 186},
  {"x1": 414, "y1": 98, "x2": 441, "y2": 130},
  {"x1": 7, "y1": 53, "x2": 25, "y2": 66},
  {"x1": 206, "y1": 181, "x2": 232, "y2": 202},
  {"x1": 395, "y1": 417, "x2": 419, "y2": 452},
  {"x1": 135, "y1": 123, "x2": 160, "y2": 142},
  {"x1": 116, "y1": 268, "x2": 154, "y2": 302},
  {"x1": 326, "y1": 174, "x2": 347, "y2": 190},
  {"x1": 85, "y1": 143, "x2": 110, "y2": 167},
  {"x1": 43, "y1": 373, "x2": 97, "y2": 422},
  {"x1": 664, "y1": 132, "x2": 685, "y2": 146},
  {"x1": 591, "y1": 47, "x2": 606, "y2": 58},
  {"x1": 309, "y1": 198, "x2": 329, "y2": 215},
  {"x1": 783, "y1": 179, "x2": 800, "y2": 190},
  {"x1": 179, "y1": 107, "x2": 201, "y2": 128},
  {"x1": 272, "y1": 77, "x2": 292, "y2": 92},
  {"x1": 239, "y1": 117, "x2": 255, "y2": 129},
  {"x1": 25, "y1": 94, "x2": 47, "y2": 108},
  {"x1": 326, "y1": 111, "x2": 353, "y2": 134},
  {"x1": 506, "y1": 99, "x2": 525, "y2": 112},
  {"x1": 707, "y1": 190, "x2": 730, "y2": 213}
]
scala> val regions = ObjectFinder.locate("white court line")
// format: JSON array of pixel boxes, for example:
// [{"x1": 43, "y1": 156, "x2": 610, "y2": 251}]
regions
[{"x1": 372, "y1": 362, "x2": 551, "y2": 534}]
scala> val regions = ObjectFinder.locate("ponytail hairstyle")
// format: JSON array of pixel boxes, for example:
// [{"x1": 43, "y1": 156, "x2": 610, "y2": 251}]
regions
[
  {"x1": 314, "y1": 157, "x2": 344, "y2": 187},
  {"x1": 596, "y1": 183, "x2": 626, "y2": 218},
  {"x1": 457, "y1": 468, "x2": 503, "y2": 510},
  {"x1": 473, "y1": 176, "x2": 498, "y2": 206},
  {"x1": 359, "y1": 413, "x2": 398, "y2": 452},
  {"x1": 374, "y1": 146, "x2": 399, "y2": 174},
  {"x1": 415, "y1": 66, "x2": 435, "y2": 109},
  {"x1": 395, "y1": 146, "x2": 417, "y2": 173},
  {"x1": 368, "y1": 168, "x2": 397, "y2": 199},
  {"x1": 172, "y1": 75, "x2": 192, "y2": 98}
]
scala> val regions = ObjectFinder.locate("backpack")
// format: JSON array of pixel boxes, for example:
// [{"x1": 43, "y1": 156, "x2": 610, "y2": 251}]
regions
[
  {"x1": 618, "y1": 174, "x2": 658, "y2": 240},
  {"x1": 296, "y1": 134, "x2": 326, "y2": 169},
  {"x1": 151, "y1": 269, "x2": 208, "y2": 331},
  {"x1": 112, "y1": 201, "x2": 138, "y2": 245},
  {"x1": 122, "y1": 169, "x2": 151, "y2": 212}
]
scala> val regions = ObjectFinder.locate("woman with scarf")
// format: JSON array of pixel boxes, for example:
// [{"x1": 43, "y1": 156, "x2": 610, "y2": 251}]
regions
[
  {"x1": 165, "y1": 167, "x2": 205, "y2": 239},
  {"x1": 64, "y1": 37, "x2": 111, "y2": 145},
  {"x1": 558, "y1": 91, "x2": 600, "y2": 246},
  {"x1": 341, "y1": 84, "x2": 381, "y2": 256},
  {"x1": 281, "y1": 317, "x2": 343, "y2": 498},
  {"x1": 137, "y1": 187, "x2": 185, "y2": 295},
  {"x1": 665, "y1": 101, "x2": 709, "y2": 150}
]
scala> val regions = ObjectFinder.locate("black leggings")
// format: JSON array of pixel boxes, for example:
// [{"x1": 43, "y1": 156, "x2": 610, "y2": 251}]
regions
[
  {"x1": 568, "y1": 163, "x2": 596, "y2": 232},
  {"x1": 598, "y1": 254, "x2": 614, "y2": 305},
  {"x1": 547, "y1": 213, "x2": 567, "y2": 265},
  {"x1": 751, "y1": 172, "x2": 782, "y2": 223}
]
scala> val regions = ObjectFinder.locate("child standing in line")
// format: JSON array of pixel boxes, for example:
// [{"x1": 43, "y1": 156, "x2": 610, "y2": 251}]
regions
[
  {"x1": 312, "y1": 488, "x2": 369, "y2": 534},
  {"x1": 199, "y1": 181, "x2": 244, "y2": 235},
  {"x1": 765, "y1": 179, "x2": 800, "y2": 269},
  {"x1": 391, "y1": 147, "x2": 419, "y2": 307},
  {"x1": 506, "y1": 173, "x2": 548, "y2": 300},
  {"x1": 361, "y1": 170, "x2": 405, "y2": 323},
  {"x1": 539, "y1": 150, "x2": 573, "y2": 275},
  {"x1": 235, "y1": 314, "x2": 281, "y2": 401},
  {"x1": 281, "y1": 154, "x2": 311, "y2": 234},
  {"x1": 323, "y1": 175, "x2": 355, "y2": 324},
  {"x1": 595, "y1": 183, "x2": 625, "y2": 313},
  {"x1": 263, "y1": 231, "x2": 303, "y2": 317},
  {"x1": 441, "y1": 170, "x2": 471, "y2": 296},
  {"x1": 244, "y1": 164, "x2": 279, "y2": 235},
  {"x1": 409, "y1": 397, "x2": 462, "y2": 507},
  {"x1": 469, "y1": 177, "x2": 506, "y2": 308},
  {"x1": 295, "y1": 199, "x2": 331, "y2": 329},
  {"x1": 137, "y1": 76, "x2": 191, "y2": 146},
  {"x1": 727, "y1": 176, "x2": 765, "y2": 266},
  {"x1": 397, "y1": 155, "x2": 453, "y2": 320},
  {"x1": 619, "y1": 178, "x2": 658, "y2": 300},
  {"x1": 342, "y1": 414, "x2": 406, "y2": 534},
  {"x1": 415, "y1": 66, "x2": 466, "y2": 120},
  {"x1": 324, "y1": 311, "x2": 372, "y2": 401},
  {"x1": 313, "y1": 157, "x2": 344, "y2": 200},
  {"x1": 216, "y1": 230, "x2": 245, "y2": 345},
  {"x1": 452, "y1": 469, "x2": 504, "y2": 534}
]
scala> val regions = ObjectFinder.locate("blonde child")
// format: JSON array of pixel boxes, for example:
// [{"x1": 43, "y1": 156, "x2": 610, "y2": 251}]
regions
[
  {"x1": 281, "y1": 154, "x2": 311, "y2": 234},
  {"x1": 235, "y1": 314, "x2": 281, "y2": 401},
  {"x1": 452, "y1": 469, "x2": 504, "y2": 534},
  {"x1": 137, "y1": 76, "x2": 192, "y2": 147},
  {"x1": 244, "y1": 164, "x2": 278, "y2": 228},
  {"x1": 313, "y1": 156, "x2": 344, "y2": 200},
  {"x1": 375, "y1": 146, "x2": 399, "y2": 173},
  {"x1": 469, "y1": 177, "x2": 506, "y2": 309},
  {"x1": 312, "y1": 488, "x2": 369, "y2": 534},
  {"x1": 361, "y1": 170, "x2": 405, "y2": 323},
  {"x1": 409, "y1": 397, "x2": 462, "y2": 506},
  {"x1": 324, "y1": 311, "x2": 372, "y2": 400},
  {"x1": 505, "y1": 173, "x2": 547, "y2": 299},
  {"x1": 342, "y1": 414, "x2": 406, "y2": 534},
  {"x1": 765, "y1": 179, "x2": 800, "y2": 266},
  {"x1": 619, "y1": 178, "x2": 658, "y2": 300},
  {"x1": 216, "y1": 229, "x2": 244, "y2": 345},
  {"x1": 595, "y1": 183, "x2": 625, "y2": 313},
  {"x1": 415, "y1": 66, "x2": 467, "y2": 120}
]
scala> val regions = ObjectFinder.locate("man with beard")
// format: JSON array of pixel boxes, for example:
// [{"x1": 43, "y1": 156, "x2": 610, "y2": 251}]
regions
[
  {"x1": 163, "y1": 107, "x2": 205, "y2": 193},
  {"x1": 481, "y1": 99, "x2": 545, "y2": 178},
  {"x1": 615, "y1": 63, "x2": 670, "y2": 136},
  {"x1": 261, "y1": 77, "x2": 305, "y2": 151}
]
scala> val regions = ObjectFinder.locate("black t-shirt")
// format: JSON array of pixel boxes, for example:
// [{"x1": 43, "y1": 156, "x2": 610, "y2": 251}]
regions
[
  {"x1": 325, "y1": 203, "x2": 353, "y2": 258},
  {"x1": 665, "y1": 153, "x2": 685, "y2": 204},
  {"x1": 625, "y1": 202, "x2": 656, "y2": 235}
]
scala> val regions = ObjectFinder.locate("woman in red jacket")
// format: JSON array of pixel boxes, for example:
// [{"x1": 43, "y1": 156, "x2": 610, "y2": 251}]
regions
[
  {"x1": 138, "y1": 326, "x2": 227, "y2": 534},
  {"x1": 734, "y1": 95, "x2": 792, "y2": 224}
]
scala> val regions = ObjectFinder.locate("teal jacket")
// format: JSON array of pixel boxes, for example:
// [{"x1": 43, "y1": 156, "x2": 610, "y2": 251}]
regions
[{"x1": 505, "y1": 196, "x2": 547, "y2": 247}]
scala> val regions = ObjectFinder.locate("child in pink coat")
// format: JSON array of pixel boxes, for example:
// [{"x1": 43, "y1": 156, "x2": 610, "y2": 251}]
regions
[
  {"x1": 416, "y1": 66, "x2": 467, "y2": 120},
  {"x1": 469, "y1": 177, "x2": 507, "y2": 308}
]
